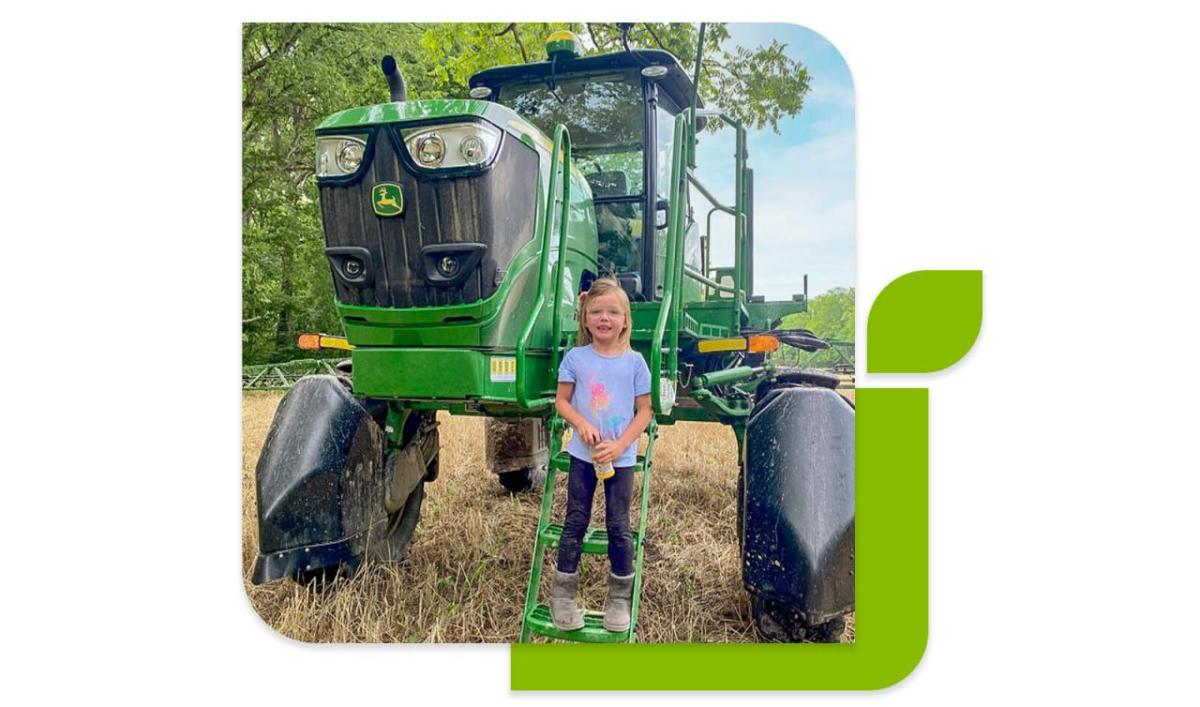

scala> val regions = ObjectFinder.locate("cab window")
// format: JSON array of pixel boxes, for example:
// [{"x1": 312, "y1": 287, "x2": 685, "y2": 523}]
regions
[{"x1": 498, "y1": 73, "x2": 646, "y2": 279}]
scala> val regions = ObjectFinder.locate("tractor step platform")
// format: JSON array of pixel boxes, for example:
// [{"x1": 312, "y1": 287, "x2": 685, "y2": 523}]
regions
[
  {"x1": 524, "y1": 604, "x2": 632, "y2": 643},
  {"x1": 550, "y1": 451, "x2": 647, "y2": 473},
  {"x1": 539, "y1": 523, "x2": 641, "y2": 554}
]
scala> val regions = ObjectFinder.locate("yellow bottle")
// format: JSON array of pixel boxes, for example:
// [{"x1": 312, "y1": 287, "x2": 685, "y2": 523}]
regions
[
  {"x1": 593, "y1": 425, "x2": 615, "y2": 480},
  {"x1": 594, "y1": 453, "x2": 615, "y2": 480}
]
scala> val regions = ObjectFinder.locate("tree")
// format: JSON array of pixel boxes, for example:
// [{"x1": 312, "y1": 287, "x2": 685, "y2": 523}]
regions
[
  {"x1": 243, "y1": 24, "x2": 424, "y2": 363},
  {"x1": 414, "y1": 23, "x2": 810, "y2": 133}
]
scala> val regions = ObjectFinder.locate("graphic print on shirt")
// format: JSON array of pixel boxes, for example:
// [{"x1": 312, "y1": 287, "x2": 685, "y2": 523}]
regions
[{"x1": 588, "y1": 372, "x2": 628, "y2": 442}]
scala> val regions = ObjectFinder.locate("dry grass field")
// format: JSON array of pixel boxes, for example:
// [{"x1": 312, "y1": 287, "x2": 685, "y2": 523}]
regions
[{"x1": 243, "y1": 388, "x2": 855, "y2": 643}]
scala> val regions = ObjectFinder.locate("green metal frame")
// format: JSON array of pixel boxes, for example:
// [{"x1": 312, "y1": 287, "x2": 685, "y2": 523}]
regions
[
  {"x1": 516, "y1": 124, "x2": 573, "y2": 410},
  {"x1": 241, "y1": 358, "x2": 343, "y2": 390},
  {"x1": 649, "y1": 112, "x2": 690, "y2": 414}
]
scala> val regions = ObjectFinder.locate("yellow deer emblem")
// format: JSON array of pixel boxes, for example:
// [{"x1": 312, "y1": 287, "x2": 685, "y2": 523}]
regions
[{"x1": 372, "y1": 183, "x2": 404, "y2": 216}]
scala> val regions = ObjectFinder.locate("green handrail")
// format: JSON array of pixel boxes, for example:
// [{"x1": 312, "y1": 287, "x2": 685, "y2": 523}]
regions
[
  {"x1": 693, "y1": 109, "x2": 749, "y2": 331},
  {"x1": 683, "y1": 264, "x2": 734, "y2": 294},
  {"x1": 732, "y1": 116, "x2": 747, "y2": 332},
  {"x1": 667, "y1": 112, "x2": 690, "y2": 367},
  {"x1": 516, "y1": 124, "x2": 572, "y2": 409},
  {"x1": 548, "y1": 146, "x2": 574, "y2": 380},
  {"x1": 626, "y1": 420, "x2": 658, "y2": 641},
  {"x1": 650, "y1": 112, "x2": 690, "y2": 414},
  {"x1": 650, "y1": 109, "x2": 752, "y2": 410}
]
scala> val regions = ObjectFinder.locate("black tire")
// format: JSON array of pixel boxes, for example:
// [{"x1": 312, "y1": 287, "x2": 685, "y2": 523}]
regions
[
  {"x1": 742, "y1": 382, "x2": 854, "y2": 643},
  {"x1": 753, "y1": 369, "x2": 841, "y2": 401},
  {"x1": 736, "y1": 459, "x2": 745, "y2": 544},
  {"x1": 370, "y1": 480, "x2": 425, "y2": 564},
  {"x1": 371, "y1": 417, "x2": 438, "y2": 564},
  {"x1": 750, "y1": 597, "x2": 846, "y2": 643},
  {"x1": 810, "y1": 616, "x2": 847, "y2": 643},
  {"x1": 497, "y1": 465, "x2": 546, "y2": 494}
]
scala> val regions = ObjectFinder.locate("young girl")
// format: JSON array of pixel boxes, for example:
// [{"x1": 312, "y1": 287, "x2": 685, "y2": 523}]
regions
[{"x1": 551, "y1": 277, "x2": 653, "y2": 632}]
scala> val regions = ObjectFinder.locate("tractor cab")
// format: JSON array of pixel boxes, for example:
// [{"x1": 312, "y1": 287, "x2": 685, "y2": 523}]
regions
[{"x1": 469, "y1": 38, "x2": 704, "y2": 302}]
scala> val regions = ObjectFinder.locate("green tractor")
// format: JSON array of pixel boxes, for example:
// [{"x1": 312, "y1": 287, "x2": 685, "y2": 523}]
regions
[{"x1": 251, "y1": 28, "x2": 855, "y2": 643}]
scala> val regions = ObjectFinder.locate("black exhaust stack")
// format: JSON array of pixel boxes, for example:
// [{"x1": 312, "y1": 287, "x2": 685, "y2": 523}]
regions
[{"x1": 381, "y1": 55, "x2": 407, "y2": 102}]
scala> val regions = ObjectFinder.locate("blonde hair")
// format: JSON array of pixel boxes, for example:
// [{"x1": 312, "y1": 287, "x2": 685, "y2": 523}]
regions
[{"x1": 576, "y1": 277, "x2": 633, "y2": 348}]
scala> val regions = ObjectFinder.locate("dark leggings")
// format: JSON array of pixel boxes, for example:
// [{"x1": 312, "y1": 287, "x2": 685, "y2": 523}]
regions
[{"x1": 555, "y1": 455, "x2": 635, "y2": 576}]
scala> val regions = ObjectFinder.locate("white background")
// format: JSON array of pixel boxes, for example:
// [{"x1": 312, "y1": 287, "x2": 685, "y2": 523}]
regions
[{"x1": 3, "y1": 2, "x2": 1198, "y2": 704}]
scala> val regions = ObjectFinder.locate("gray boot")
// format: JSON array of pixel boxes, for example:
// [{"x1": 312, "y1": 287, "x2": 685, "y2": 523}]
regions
[
  {"x1": 603, "y1": 572, "x2": 635, "y2": 632},
  {"x1": 550, "y1": 570, "x2": 584, "y2": 631}
]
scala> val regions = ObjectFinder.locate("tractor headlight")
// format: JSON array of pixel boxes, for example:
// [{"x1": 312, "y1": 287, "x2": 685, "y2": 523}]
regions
[
  {"x1": 415, "y1": 133, "x2": 446, "y2": 166},
  {"x1": 337, "y1": 140, "x2": 364, "y2": 172},
  {"x1": 460, "y1": 135, "x2": 486, "y2": 165},
  {"x1": 316, "y1": 135, "x2": 368, "y2": 178},
  {"x1": 402, "y1": 121, "x2": 501, "y2": 170}
]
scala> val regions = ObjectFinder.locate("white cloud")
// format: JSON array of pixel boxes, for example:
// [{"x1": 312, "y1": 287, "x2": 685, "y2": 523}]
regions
[{"x1": 808, "y1": 77, "x2": 856, "y2": 113}]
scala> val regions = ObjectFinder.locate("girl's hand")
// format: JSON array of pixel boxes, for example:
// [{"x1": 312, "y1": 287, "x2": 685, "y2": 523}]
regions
[
  {"x1": 576, "y1": 421, "x2": 602, "y2": 446},
  {"x1": 592, "y1": 440, "x2": 625, "y2": 464}
]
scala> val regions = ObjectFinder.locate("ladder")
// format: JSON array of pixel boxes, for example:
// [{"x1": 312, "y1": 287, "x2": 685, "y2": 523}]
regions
[{"x1": 518, "y1": 416, "x2": 658, "y2": 643}]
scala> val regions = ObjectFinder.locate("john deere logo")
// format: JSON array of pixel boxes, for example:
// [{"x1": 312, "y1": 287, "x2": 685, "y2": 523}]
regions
[{"x1": 372, "y1": 183, "x2": 404, "y2": 217}]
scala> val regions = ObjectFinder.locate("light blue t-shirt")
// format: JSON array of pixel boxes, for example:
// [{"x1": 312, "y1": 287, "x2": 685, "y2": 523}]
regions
[{"x1": 558, "y1": 344, "x2": 652, "y2": 467}]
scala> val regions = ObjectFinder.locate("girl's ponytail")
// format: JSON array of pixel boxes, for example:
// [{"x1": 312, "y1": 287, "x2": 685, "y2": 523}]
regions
[{"x1": 575, "y1": 291, "x2": 591, "y2": 346}]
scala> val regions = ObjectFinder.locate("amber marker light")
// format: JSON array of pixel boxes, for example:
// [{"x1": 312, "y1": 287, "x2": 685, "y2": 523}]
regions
[
  {"x1": 297, "y1": 333, "x2": 353, "y2": 351},
  {"x1": 746, "y1": 335, "x2": 780, "y2": 353}
]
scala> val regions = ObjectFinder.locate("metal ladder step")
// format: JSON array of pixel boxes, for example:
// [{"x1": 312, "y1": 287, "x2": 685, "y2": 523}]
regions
[
  {"x1": 524, "y1": 603, "x2": 632, "y2": 643},
  {"x1": 539, "y1": 523, "x2": 641, "y2": 554}
]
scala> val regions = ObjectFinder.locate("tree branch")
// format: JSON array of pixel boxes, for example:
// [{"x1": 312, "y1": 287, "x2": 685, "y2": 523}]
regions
[
  {"x1": 510, "y1": 24, "x2": 529, "y2": 63},
  {"x1": 642, "y1": 24, "x2": 670, "y2": 53},
  {"x1": 585, "y1": 23, "x2": 601, "y2": 52},
  {"x1": 244, "y1": 25, "x2": 302, "y2": 77},
  {"x1": 589, "y1": 23, "x2": 620, "y2": 52}
]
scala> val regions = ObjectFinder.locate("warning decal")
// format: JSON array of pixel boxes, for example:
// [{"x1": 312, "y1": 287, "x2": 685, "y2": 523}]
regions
[{"x1": 490, "y1": 356, "x2": 517, "y2": 382}]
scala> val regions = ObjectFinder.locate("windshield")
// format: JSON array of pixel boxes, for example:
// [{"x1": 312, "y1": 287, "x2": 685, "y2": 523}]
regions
[
  {"x1": 497, "y1": 73, "x2": 645, "y2": 198},
  {"x1": 498, "y1": 72, "x2": 649, "y2": 285}
]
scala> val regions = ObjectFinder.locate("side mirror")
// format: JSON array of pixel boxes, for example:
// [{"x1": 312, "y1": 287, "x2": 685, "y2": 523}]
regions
[{"x1": 655, "y1": 199, "x2": 669, "y2": 230}]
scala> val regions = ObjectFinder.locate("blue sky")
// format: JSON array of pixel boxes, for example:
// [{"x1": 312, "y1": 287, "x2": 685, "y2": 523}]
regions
[{"x1": 692, "y1": 23, "x2": 855, "y2": 299}]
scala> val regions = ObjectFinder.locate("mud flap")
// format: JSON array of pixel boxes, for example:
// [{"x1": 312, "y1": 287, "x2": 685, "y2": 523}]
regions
[
  {"x1": 251, "y1": 375, "x2": 388, "y2": 584},
  {"x1": 743, "y1": 385, "x2": 855, "y2": 625}
]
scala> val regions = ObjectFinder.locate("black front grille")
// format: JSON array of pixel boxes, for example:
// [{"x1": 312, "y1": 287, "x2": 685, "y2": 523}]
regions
[{"x1": 318, "y1": 127, "x2": 538, "y2": 308}]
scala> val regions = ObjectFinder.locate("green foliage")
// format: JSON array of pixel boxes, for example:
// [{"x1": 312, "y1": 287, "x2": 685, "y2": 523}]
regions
[
  {"x1": 243, "y1": 24, "x2": 425, "y2": 363},
  {"x1": 576, "y1": 23, "x2": 810, "y2": 133},
  {"x1": 773, "y1": 287, "x2": 855, "y2": 368},
  {"x1": 242, "y1": 23, "x2": 812, "y2": 364}
]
